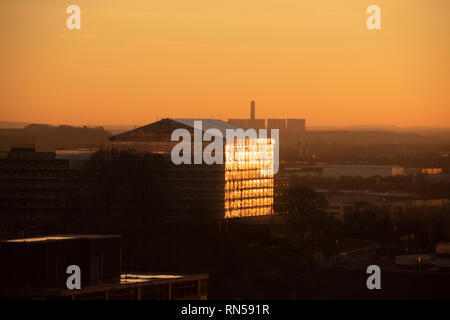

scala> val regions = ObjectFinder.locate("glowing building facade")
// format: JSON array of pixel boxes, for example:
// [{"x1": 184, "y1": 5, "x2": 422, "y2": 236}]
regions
[
  {"x1": 109, "y1": 118, "x2": 276, "y2": 221},
  {"x1": 224, "y1": 138, "x2": 274, "y2": 218}
]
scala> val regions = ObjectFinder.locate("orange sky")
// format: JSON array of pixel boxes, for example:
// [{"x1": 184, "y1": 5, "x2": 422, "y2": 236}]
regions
[{"x1": 0, "y1": 0, "x2": 449, "y2": 127}]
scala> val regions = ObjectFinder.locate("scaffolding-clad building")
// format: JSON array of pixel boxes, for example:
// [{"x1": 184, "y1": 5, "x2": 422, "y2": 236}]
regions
[{"x1": 109, "y1": 118, "x2": 275, "y2": 220}]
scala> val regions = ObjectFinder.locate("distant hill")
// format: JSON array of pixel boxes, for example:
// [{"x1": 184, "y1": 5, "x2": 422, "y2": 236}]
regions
[
  {"x1": 1, "y1": 121, "x2": 449, "y2": 153},
  {"x1": 308, "y1": 125, "x2": 450, "y2": 139},
  {"x1": 0, "y1": 124, "x2": 110, "y2": 151},
  {"x1": 103, "y1": 125, "x2": 136, "y2": 135},
  {"x1": 303, "y1": 130, "x2": 450, "y2": 145}
]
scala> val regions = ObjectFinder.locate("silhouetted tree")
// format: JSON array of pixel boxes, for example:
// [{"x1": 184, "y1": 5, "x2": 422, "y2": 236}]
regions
[
  {"x1": 81, "y1": 149, "x2": 122, "y2": 217},
  {"x1": 285, "y1": 184, "x2": 334, "y2": 255}
]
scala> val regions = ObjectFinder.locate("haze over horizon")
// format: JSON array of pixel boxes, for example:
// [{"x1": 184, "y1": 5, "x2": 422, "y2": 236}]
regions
[{"x1": 1, "y1": 0, "x2": 449, "y2": 127}]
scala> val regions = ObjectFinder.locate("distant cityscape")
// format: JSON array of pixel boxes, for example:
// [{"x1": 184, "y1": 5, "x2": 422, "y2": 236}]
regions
[{"x1": 1, "y1": 100, "x2": 450, "y2": 299}]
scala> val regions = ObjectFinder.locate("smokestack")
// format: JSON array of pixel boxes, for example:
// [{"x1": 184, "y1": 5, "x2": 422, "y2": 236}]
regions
[{"x1": 250, "y1": 100, "x2": 255, "y2": 120}]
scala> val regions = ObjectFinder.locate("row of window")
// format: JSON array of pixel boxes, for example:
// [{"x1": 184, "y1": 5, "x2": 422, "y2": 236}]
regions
[
  {"x1": 225, "y1": 197, "x2": 273, "y2": 210},
  {"x1": 225, "y1": 206, "x2": 273, "y2": 218},
  {"x1": 226, "y1": 179, "x2": 273, "y2": 190},
  {"x1": 225, "y1": 188, "x2": 273, "y2": 200}
]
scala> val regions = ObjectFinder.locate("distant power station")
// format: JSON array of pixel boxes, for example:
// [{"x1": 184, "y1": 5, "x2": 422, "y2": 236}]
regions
[
  {"x1": 229, "y1": 101, "x2": 308, "y2": 161},
  {"x1": 228, "y1": 101, "x2": 306, "y2": 132}
]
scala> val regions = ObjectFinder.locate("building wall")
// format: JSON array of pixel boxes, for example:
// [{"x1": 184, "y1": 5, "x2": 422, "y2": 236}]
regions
[
  {"x1": 224, "y1": 138, "x2": 275, "y2": 218},
  {"x1": 110, "y1": 119, "x2": 276, "y2": 220},
  {"x1": 0, "y1": 235, "x2": 121, "y2": 289},
  {"x1": 246, "y1": 119, "x2": 266, "y2": 130},
  {"x1": 267, "y1": 119, "x2": 286, "y2": 130},
  {"x1": 286, "y1": 119, "x2": 306, "y2": 131},
  {"x1": 1, "y1": 274, "x2": 209, "y2": 300},
  {"x1": 227, "y1": 118, "x2": 306, "y2": 132},
  {"x1": 0, "y1": 151, "x2": 78, "y2": 237},
  {"x1": 228, "y1": 119, "x2": 247, "y2": 129}
]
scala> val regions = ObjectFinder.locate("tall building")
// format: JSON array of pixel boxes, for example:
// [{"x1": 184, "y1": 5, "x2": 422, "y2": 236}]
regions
[{"x1": 109, "y1": 118, "x2": 275, "y2": 220}]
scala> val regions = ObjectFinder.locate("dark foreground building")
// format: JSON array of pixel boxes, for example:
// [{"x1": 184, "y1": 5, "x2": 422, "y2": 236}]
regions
[
  {"x1": 0, "y1": 235, "x2": 209, "y2": 300},
  {"x1": 0, "y1": 148, "x2": 78, "y2": 237},
  {"x1": 109, "y1": 118, "x2": 276, "y2": 220}
]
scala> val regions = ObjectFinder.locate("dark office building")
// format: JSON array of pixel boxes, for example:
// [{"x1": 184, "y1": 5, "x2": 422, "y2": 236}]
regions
[
  {"x1": 109, "y1": 118, "x2": 276, "y2": 220},
  {"x1": 0, "y1": 148, "x2": 78, "y2": 237}
]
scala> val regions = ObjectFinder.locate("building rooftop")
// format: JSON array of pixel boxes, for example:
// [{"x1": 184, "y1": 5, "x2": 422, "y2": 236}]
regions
[
  {"x1": 3, "y1": 234, "x2": 121, "y2": 243},
  {"x1": 109, "y1": 118, "x2": 240, "y2": 142},
  {"x1": 120, "y1": 273, "x2": 196, "y2": 283},
  {"x1": 170, "y1": 118, "x2": 240, "y2": 135}
]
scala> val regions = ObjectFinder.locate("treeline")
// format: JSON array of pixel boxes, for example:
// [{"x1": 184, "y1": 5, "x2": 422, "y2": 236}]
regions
[
  {"x1": 336, "y1": 207, "x2": 450, "y2": 247},
  {"x1": 277, "y1": 182, "x2": 450, "y2": 254},
  {"x1": 281, "y1": 130, "x2": 450, "y2": 167},
  {"x1": 305, "y1": 130, "x2": 450, "y2": 146}
]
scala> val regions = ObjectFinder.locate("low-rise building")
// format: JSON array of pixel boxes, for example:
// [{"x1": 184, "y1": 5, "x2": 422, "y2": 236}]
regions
[
  {"x1": 319, "y1": 190, "x2": 449, "y2": 220},
  {"x1": 0, "y1": 235, "x2": 209, "y2": 300},
  {"x1": 323, "y1": 165, "x2": 404, "y2": 178}
]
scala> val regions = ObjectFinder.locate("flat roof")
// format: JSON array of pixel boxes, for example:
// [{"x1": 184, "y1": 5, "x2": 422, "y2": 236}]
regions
[
  {"x1": 170, "y1": 118, "x2": 240, "y2": 133},
  {"x1": 0, "y1": 273, "x2": 209, "y2": 298},
  {"x1": 121, "y1": 273, "x2": 184, "y2": 283},
  {"x1": 3, "y1": 234, "x2": 121, "y2": 243}
]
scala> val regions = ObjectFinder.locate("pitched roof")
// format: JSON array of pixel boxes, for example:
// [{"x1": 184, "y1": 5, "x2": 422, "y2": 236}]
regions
[
  {"x1": 170, "y1": 118, "x2": 239, "y2": 136},
  {"x1": 109, "y1": 118, "x2": 240, "y2": 142}
]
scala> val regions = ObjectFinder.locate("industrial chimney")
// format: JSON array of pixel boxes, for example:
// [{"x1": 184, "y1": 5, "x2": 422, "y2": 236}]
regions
[{"x1": 250, "y1": 100, "x2": 255, "y2": 120}]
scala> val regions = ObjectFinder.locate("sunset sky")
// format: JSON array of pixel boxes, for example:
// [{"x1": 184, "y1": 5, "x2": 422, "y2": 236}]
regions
[{"x1": 0, "y1": 0, "x2": 449, "y2": 127}]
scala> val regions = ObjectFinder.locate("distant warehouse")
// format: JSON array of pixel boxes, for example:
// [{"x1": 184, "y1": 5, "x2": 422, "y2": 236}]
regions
[{"x1": 323, "y1": 165, "x2": 404, "y2": 178}]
